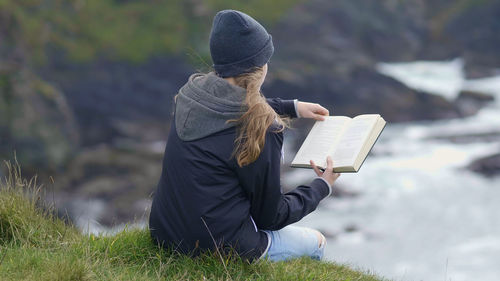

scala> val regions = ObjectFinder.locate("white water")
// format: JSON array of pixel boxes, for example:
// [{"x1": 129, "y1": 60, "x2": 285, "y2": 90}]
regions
[{"x1": 286, "y1": 59, "x2": 500, "y2": 281}]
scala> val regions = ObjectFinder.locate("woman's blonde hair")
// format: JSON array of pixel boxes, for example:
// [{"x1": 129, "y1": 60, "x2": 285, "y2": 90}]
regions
[{"x1": 230, "y1": 67, "x2": 289, "y2": 167}]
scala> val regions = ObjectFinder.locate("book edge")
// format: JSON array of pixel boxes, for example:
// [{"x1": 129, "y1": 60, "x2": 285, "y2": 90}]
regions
[{"x1": 353, "y1": 118, "x2": 387, "y2": 172}]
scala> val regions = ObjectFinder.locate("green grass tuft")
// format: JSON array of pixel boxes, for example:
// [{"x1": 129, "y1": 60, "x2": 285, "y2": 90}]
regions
[
  {"x1": 0, "y1": 161, "x2": 78, "y2": 247},
  {"x1": 0, "y1": 161, "x2": 386, "y2": 280}
]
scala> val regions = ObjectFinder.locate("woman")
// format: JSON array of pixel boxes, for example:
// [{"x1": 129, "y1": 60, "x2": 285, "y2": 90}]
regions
[{"x1": 149, "y1": 9, "x2": 340, "y2": 261}]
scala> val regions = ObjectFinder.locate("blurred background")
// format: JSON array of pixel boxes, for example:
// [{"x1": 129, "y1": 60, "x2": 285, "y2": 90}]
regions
[{"x1": 1, "y1": 0, "x2": 499, "y2": 280}]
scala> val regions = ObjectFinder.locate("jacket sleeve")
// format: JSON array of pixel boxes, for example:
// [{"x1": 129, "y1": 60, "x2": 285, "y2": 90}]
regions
[
  {"x1": 266, "y1": 98, "x2": 298, "y2": 118},
  {"x1": 235, "y1": 130, "x2": 330, "y2": 230}
]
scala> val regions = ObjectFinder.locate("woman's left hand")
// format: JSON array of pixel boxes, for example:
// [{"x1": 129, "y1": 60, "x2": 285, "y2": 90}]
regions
[
  {"x1": 297, "y1": 101, "x2": 329, "y2": 121},
  {"x1": 310, "y1": 156, "x2": 340, "y2": 187}
]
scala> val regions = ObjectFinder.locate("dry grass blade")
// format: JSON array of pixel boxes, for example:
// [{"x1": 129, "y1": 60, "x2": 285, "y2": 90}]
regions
[{"x1": 201, "y1": 217, "x2": 232, "y2": 281}]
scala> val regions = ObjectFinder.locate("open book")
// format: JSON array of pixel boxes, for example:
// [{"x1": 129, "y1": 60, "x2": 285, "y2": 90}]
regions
[{"x1": 291, "y1": 114, "x2": 386, "y2": 172}]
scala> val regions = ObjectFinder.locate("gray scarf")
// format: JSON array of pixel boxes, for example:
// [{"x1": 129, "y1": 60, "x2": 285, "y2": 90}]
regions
[{"x1": 175, "y1": 72, "x2": 246, "y2": 141}]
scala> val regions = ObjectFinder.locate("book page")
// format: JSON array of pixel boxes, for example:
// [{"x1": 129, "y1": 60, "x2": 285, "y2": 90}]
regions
[
  {"x1": 330, "y1": 115, "x2": 379, "y2": 167},
  {"x1": 291, "y1": 116, "x2": 351, "y2": 167}
]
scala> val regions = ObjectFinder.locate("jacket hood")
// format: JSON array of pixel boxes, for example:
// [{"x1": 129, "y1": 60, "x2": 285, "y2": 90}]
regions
[{"x1": 175, "y1": 72, "x2": 246, "y2": 141}]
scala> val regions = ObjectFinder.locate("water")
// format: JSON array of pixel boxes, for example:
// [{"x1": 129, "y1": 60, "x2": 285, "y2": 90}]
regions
[{"x1": 286, "y1": 59, "x2": 500, "y2": 281}]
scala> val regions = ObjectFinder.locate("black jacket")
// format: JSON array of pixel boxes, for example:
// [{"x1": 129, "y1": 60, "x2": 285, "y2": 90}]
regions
[{"x1": 149, "y1": 81, "x2": 330, "y2": 260}]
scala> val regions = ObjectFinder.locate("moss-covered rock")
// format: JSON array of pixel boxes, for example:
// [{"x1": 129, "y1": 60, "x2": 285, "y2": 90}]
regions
[
  {"x1": 0, "y1": 4, "x2": 79, "y2": 174},
  {"x1": 0, "y1": 68, "x2": 78, "y2": 173}
]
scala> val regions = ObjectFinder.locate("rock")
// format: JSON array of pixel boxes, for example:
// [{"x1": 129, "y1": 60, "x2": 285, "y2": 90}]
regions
[
  {"x1": 1, "y1": 8, "x2": 79, "y2": 175},
  {"x1": 417, "y1": 0, "x2": 500, "y2": 75},
  {"x1": 0, "y1": 68, "x2": 79, "y2": 174},
  {"x1": 51, "y1": 144, "x2": 162, "y2": 226},
  {"x1": 330, "y1": 182, "x2": 359, "y2": 198},
  {"x1": 427, "y1": 131, "x2": 500, "y2": 144},
  {"x1": 39, "y1": 56, "x2": 194, "y2": 146},
  {"x1": 269, "y1": 0, "x2": 500, "y2": 121},
  {"x1": 463, "y1": 65, "x2": 500, "y2": 80},
  {"x1": 262, "y1": 0, "x2": 466, "y2": 123},
  {"x1": 272, "y1": 0, "x2": 427, "y2": 66},
  {"x1": 317, "y1": 228, "x2": 338, "y2": 239},
  {"x1": 265, "y1": 68, "x2": 461, "y2": 123},
  {"x1": 457, "y1": 90, "x2": 495, "y2": 102},
  {"x1": 467, "y1": 152, "x2": 500, "y2": 177},
  {"x1": 442, "y1": 1, "x2": 500, "y2": 71},
  {"x1": 454, "y1": 90, "x2": 495, "y2": 116},
  {"x1": 344, "y1": 224, "x2": 359, "y2": 233}
]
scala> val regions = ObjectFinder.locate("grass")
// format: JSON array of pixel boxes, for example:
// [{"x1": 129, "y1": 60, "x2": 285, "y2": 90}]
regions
[
  {"x1": 1, "y1": 0, "x2": 303, "y2": 64},
  {"x1": 0, "y1": 161, "x2": 386, "y2": 280}
]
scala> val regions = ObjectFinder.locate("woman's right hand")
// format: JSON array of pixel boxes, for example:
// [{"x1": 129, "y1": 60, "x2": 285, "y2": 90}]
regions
[{"x1": 310, "y1": 156, "x2": 340, "y2": 187}]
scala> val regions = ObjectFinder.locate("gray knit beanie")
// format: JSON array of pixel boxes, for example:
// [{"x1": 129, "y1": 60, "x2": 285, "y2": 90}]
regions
[{"x1": 209, "y1": 10, "x2": 274, "y2": 78}]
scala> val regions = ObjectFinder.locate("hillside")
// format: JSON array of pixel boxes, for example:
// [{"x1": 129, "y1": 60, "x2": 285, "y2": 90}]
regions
[
  {"x1": 0, "y1": 162, "x2": 385, "y2": 281},
  {"x1": 0, "y1": 0, "x2": 300, "y2": 62}
]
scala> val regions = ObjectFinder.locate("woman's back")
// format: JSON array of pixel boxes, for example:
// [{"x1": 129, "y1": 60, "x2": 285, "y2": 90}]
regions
[
  {"x1": 150, "y1": 121, "x2": 267, "y2": 258},
  {"x1": 149, "y1": 73, "x2": 272, "y2": 259}
]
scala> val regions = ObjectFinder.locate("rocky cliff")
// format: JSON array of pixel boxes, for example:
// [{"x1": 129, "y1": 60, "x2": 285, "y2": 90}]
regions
[{"x1": 2, "y1": 0, "x2": 499, "y2": 226}]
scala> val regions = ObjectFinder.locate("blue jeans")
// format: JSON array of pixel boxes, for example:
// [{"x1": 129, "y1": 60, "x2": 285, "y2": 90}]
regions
[{"x1": 261, "y1": 225, "x2": 326, "y2": 261}]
